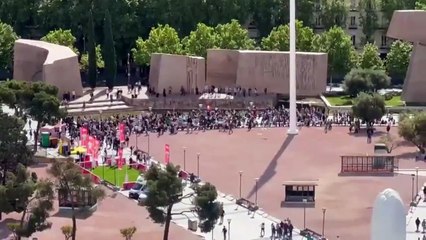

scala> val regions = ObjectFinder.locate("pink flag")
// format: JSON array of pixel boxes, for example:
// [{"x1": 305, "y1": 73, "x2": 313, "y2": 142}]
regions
[
  {"x1": 87, "y1": 136, "x2": 95, "y2": 155},
  {"x1": 117, "y1": 148, "x2": 124, "y2": 170},
  {"x1": 80, "y1": 127, "x2": 88, "y2": 147},
  {"x1": 164, "y1": 144, "x2": 170, "y2": 164},
  {"x1": 119, "y1": 123, "x2": 125, "y2": 142}
]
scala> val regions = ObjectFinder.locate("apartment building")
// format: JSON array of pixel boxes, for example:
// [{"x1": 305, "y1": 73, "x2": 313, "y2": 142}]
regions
[{"x1": 313, "y1": 0, "x2": 392, "y2": 54}]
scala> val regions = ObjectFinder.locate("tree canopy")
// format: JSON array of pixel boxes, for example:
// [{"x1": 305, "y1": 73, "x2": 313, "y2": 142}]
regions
[
  {"x1": 41, "y1": 29, "x2": 79, "y2": 54},
  {"x1": 214, "y1": 19, "x2": 255, "y2": 50},
  {"x1": 352, "y1": 92, "x2": 386, "y2": 123},
  {"x1": 312, "y1": 26, "x2": 357, "y2": 78},
  {"x1": 183, "y1": 23, "x2": 217, "y2": 58},
  {"x1": 261, "y1": 20, "x2": 315, "y2": 51},
  {"x1": 132, "y1": 24, "x2": 182, "y2": 66},
  {"x1": 385, "y1": 40, "x2": 412, "y2": 83},
  {"x1": 0, "y1": 21, "x2": 18, "y2": 69},
  {"x1": 343, "y1": 68, "x2": 390, "y2": 96},
  {"x1": 145, "y1": 163, "x2": 220, "y2": 240},
  {"x1": 398, "y1": 111, "x2": 426, "y2": 153},
  {"x1": 357, "y1": 43, "x2": 384, "y2": 70}
]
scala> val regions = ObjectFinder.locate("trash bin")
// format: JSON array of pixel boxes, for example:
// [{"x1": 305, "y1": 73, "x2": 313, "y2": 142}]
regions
[
  {"x1": 41, "y1": 132, "x2": 50, "y2": 148},
  {"x1": 188, "y1": 219, "x2": 198, "y2": 231}
]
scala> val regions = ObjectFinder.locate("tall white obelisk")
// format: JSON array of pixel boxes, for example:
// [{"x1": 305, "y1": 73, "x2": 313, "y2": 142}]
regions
[{"x1": 287, "y1": 0, "x2": 298, "y2": 135}]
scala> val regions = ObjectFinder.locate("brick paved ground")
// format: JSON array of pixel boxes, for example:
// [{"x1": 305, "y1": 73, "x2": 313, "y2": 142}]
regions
[
  {"x1": 130, "y1": 126, "x2": 426, "y2": 240},
  {"x1": 0, "y1": 165, "x2": 200, "y2": 240}
]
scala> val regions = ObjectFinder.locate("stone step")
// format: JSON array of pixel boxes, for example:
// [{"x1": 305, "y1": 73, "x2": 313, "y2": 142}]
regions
[
  {"x1": 62, "y1": 100, "x2": 126, "y2": 110},
  {"x1": 66, "y1": 104, "x2": 134, "y2": 115}
]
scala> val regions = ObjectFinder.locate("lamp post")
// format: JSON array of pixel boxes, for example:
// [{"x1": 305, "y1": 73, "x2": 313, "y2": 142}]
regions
[
  {"x1": 416, "y1": 167, "x2": 419, "y2": 196},
  {"x1": 303, "y1": 198, "x2": 307, "y2": 229},
  {"x1": 147, "y1": 133, "x2": 150, "y2": 156},
  {"x1": 239, "y1": 171, "x2": 243, "y2": 198},
  {"x1": 322, "y1": 208, "x2": 327, "y2": 237},
  {"x1": 227, "y1": 219, "x2": 231, "y2": 240},
  {"x1": 197, "y1": 153, "x2": 200, "y2": 177},
  {"x1": 127, "y1": 53, "x2": 131, "y2": 86},
  {"x1": 255, "y1": 178, "x2": 259, "y2": 206},
  {"x1": 287, "y1": 0, "x2": 298, "y2": 135},
  {"x1": 98, "y1": 109, "x2": 103, "y2": 121},
  {"x1": 183, "y1": 147, "x2": 187, "y2": 171},
  {"x1": 411, "y1": 173, "x2": 415, "y2": 202}
]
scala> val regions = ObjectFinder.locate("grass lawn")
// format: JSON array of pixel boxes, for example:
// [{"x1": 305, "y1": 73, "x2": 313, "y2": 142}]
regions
[
  {"x1": 326, "y1": 95, "x2": 403, "y2": 107},
  {"x1": 91, "y1": 166, "x2": 141, "y2": 186}
]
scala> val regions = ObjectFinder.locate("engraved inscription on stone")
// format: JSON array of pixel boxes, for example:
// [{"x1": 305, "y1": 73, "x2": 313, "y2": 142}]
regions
[{"x1": 297, "y1": 56, "x2": 315, "y2": 91}]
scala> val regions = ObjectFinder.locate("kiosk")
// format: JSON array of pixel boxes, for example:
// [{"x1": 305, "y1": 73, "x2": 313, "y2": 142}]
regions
[
  {"x1": 282, "y1": 180, "x2": 317, "y2": 207},
  {"x1": 58, "y1": 187, "x2": 98, "y2": 211}
]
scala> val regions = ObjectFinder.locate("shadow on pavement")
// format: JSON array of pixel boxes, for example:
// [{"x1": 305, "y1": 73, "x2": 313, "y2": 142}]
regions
[{"x1": 246, "y1": 135, "x2": 295, "y2": 199}]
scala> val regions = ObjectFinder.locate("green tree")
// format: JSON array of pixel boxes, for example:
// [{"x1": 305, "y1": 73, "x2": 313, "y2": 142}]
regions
[
  {"x1": 358, "y1": 0, "x2": 379, "y2": 43},
  {"x1": 214, "y1": 19, "x2": 255, "y2": 50},
  {"x1": 352, "y1": 92, "x2": 386, "y2": 124},
  {"x1": 250, "y1": 0, "x2": 315, "y2": 38},
  {"x1": 321, "y1": 0, "x2": 349, "y2": 30},
  {"x1": 0, "y1": 22, "x2": 18, "y2": 69},
  {"x1": 312, "y1": 26, "x2": 356, "y2": 80},
  {"x1": 48, "y1": 159, "x2": 105, "y2": 240},
  {"x1": 261, "y1": 20, "x2": 315, "y2": 51},
  {"x1": 87, "y1": 10, "x2": 97, "y2": 89},
  {"x1": 145, "y1": 163, "x2": 220, "y2": 240},
  {"x1": 120, "y1": 226, "x2": 137, "y2": 240},
  {"x1": 381, "y1": 0, "x2": 416, "y2": 24},
  {"x1": 357, "y1": 43, "x2": 384, "y2": 70},
  {"x1": 398, "y1": 111, "x2": 426, "y2": 153},
  {"x1": 132, "y1": 24, "x2": 182, "y2": 66},
  {"x1": 416, "y1": 0, "x2": 426, "y2": 9},
  {"x1": 41, "y1": 29, "x2": 79, "y2": 54},
  {"x1": 183, "y1": 23, "x2": 217, "y2": 58},
  {"x1": 344, "y1": 68, "x2": 390, "y2": 96},
  {"x1": 386, "y1": 40, "x2": 412, "y2": 82},
  {"x1": 80, "y1": 46, "x2": 105, "y2": 73},
  {"x1": 61, "y1": 225, "x2": 73, "y2": 240},
  {"x1": 102, "y1": 9, "x2": 117, "y2": 90},
  {"x1": 0, "y1": 164, "x2": 54, "y2": 240}
]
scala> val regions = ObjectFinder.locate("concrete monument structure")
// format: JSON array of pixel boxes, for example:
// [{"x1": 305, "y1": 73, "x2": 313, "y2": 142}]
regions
[
  {"x1": 371, "y1": 188, "x2": 406, "y2": 240},
  {"x1": 149, "y1": 53, "x2": 205, "y2": 94},
  {"x1": 13, "y1": 39, "x2": 83, "y2": 96},
  {"x1": 387, "y1": 10, "x2": 426, "y2": 104},
  {"x1": 206, "y1": 50, "x2": 328, "y2": 96}
]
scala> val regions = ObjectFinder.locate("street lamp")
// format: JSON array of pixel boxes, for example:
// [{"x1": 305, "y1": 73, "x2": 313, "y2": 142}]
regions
[
  {"x1": 416, "y1": 167, "x2": 419, "y2": 196},
  {"x1": 197, "y1": 153, "x2": 200, "y2": 177},
  {"x1": 322, "y1": 208, "x2": 327, "y2": 237},
  {"x1": 255, "y1": 178, "x2": 259, "y2": 206},
  {"x1": 303, "y1": 198, "x2": 307, "y2": 229},
  {"x1": 239, "y1": 171, "x2": 243, "y2": 198},
  {"x1": 127, "y1": 53, "x2": 131, "y2": 86},
  {"x1": 227, "y1": 219, "x2": 231, "y2": 240},
  {"x1": 147, "y1": 133, "x2": 151, "y2": 156},
  {"x1": 183, "y1": 147, "x2": 187, "y2": 171},
  {"x1": 98, "y1": 109, "x2": 103, "y2": 121},
  {"x1": 411, "y1": 174, "x2": 415, "y2": 202}
]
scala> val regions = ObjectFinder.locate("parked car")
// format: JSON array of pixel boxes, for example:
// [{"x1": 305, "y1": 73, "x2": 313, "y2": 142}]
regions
[{"x1": 129, "y1": 182, "x2": 146, "y2": 199}]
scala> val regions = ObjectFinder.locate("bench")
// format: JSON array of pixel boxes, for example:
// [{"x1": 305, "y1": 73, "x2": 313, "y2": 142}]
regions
[
  {"x1": 300, "y1": 228, "x2": 324, "y2": 239},
  {"x1": 236, "y1": 198, "x2": 259, "y2": 212}
]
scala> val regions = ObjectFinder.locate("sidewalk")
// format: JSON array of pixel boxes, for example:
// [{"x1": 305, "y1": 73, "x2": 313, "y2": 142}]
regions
[{"x1": 120, "y1": 183, "x2": 306, "y2": 240}]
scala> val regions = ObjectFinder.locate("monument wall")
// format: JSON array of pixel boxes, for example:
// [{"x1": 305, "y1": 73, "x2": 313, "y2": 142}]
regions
[
  {"x1": 149, "y1": 53, "x2": 205, "y2": 94},
  {"x1": 387, "y1": 10, "x2": 426, "y2": 104},
  {"x1": 206, "y1": 49, "x2": 239, "y2": 87},
  {"x1": 205, "y1": 49, "x2": 328, "y2": 96},
  {"x1": 13, "y1": 39, "x2": 83, "y2": 96}
]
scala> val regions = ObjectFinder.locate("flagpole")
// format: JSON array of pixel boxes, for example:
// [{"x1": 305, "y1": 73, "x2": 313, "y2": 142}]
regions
[{"x1": 287, "y1": 0, "x2": 299, "y2": 135}]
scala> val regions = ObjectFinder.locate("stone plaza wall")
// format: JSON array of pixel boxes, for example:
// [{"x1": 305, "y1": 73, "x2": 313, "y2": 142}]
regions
[
  {"x1": 387, "y1": 10, "x2": 426, "y2": 104},
  {"x1": 206, "y1": 49, "x2": 328, "y2": 96},
  {"x1": 13, "y1": 39, "x2": 83, "y2": 96},
  {"x1": 148, "y1": 53, "x2": 206, "y2": 94}
]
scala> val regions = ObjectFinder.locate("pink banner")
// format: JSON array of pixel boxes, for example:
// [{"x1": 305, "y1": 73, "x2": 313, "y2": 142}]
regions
[
  {"x1": 80, "y1": 127, "x2": 88, "y2": 147},
  {"x1": 119, "y1": 123, "x2": 125, "y2": 142},
  {"x1": 87, "y1": 136, "x2": 95, "y2": 155},
  {"x1": 118, "y1": 148, "x2": 124, "y2": 170},
  {"x1": 164, "y1": 144, "x2": 170, "y2": 164},
  {"x1": 93, "y1": 140, "x2": 100, "y2": 159}
]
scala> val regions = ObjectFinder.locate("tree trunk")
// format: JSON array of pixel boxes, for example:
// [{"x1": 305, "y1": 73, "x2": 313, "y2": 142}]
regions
[
  {"x1": 162, "y1": 204, "x2": 173, "y2": 240},
  {"x1": 17, "y1": 209, "x2": 27, "y2": 240},
  {"x1": 71, "y1": 210, "x2": 77, "y2": 240},
  {"x1": 33, "y1": 121, "x2": 41, "y2": 152}
]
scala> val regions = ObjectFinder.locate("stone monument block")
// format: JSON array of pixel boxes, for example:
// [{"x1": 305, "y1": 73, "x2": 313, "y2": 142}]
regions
[
  {"x1": 13, "y1": 39, "x2": 83, "y2": 96},
  {"x1": 387, "y1": 10, "x2": 426, "y2": 104},
  {"x1": 205, "y1": 49, "x2": 327, "y2": 96},
  {"x1": 149, "y1": 53, "x2": 205, "y2": 94}
]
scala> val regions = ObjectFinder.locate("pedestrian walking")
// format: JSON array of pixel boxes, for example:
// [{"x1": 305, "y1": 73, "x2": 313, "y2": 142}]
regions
[
  {"x1": 260, "y1": 222, "x2": 265, "y2": 237},
  {"x1": 417, "y1": 217, "x2": 421, "y2": 232},
  {"x1": 220, "y1": 207, "x2": 225, "y2": 225},
  {"x1": 222, "y1": 226, "x2": 227, "y2": 240},
  {"x1": 271, "y1": 223, "x2": 276, "y2": 239}
]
